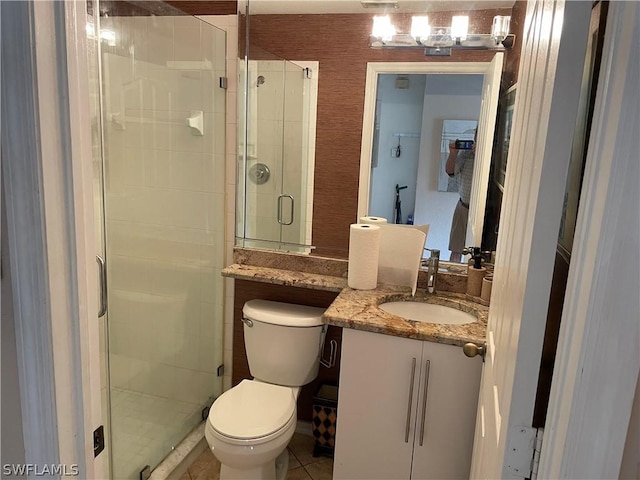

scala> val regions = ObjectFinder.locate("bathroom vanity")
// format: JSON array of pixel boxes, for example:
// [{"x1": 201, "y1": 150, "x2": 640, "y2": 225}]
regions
[
  {"x1": 334, "y1": 330, "x2": 481, "y2": 480},
  {"x1": 323, "y1": 285, "x2": 486, "y2": 480},
  {"x1": 223, "y1": 248, "x2": 488, "y2": 480}
]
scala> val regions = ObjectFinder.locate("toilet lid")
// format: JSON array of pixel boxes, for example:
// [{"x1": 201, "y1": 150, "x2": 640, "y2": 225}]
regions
[{"x1": 209, "y1": 380, "x2": 296, "y2": 440}]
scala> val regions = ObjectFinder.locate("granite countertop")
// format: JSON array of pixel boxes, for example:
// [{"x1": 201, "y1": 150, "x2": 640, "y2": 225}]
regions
[
  {"x1": 222, "y1": 263, "x2": 347, "y2": 292},
  {"x1": 324, "y1": 285, "x2": 487, "y2": 346},
  {"x1": 222, "y1": 259, "x2": 487, "y2": 346}
]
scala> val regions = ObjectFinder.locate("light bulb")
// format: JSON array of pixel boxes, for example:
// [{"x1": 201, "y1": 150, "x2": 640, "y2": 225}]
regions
[
  {"x1": 491, "y1": 16, "x2": 511, "y2": 43},
  {"x1": 451, "y1": 15, "x2": 469, "y2": 42},
  {"x1": 411, "y1": 16, "x2": 430, "y2": 41},
  {"x1": 372, "y1": 15, "x2": 396, "y2": 42}
]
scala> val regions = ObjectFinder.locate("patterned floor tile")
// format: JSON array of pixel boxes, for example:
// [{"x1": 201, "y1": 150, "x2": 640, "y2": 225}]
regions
[
  {"x1": 303, "y1": 457, "x2": 334, "y2": 480},
  {"x1": 187, "y1": 449, "x2": 220, "y2": 480},
  {"x1": 286, "y1": 466, "x2": 313, "y2": 480},
  {"x1": 287, "y1": 433, "x2": 318, "y2": 467}
]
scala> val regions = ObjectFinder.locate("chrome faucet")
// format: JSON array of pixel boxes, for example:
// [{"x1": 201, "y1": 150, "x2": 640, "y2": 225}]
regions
[{"x1": 424, "y1": 248, "x2": 440, "y2": 294}]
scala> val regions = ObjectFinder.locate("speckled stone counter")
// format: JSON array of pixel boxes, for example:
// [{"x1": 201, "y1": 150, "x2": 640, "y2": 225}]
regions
[
  {"x1": 223, "y1": 264, "x2": 486, "y2": 346},
  {"x1": 233, "y1": 248, "x2": 348, "y2": 278},
  {"x1": 222, "y1": 264, "x2": 347, "y2": 292},
  {"x1": 223, "y1": 247, "x2": 487, "y2": 346},
  {"x1": 323, "y1": 285, "x2": 487, "y2": 346}
]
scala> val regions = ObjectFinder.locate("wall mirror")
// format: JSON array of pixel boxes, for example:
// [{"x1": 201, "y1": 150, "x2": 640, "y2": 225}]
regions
[
  {"x1": 358, "y1": 59, "x2": 502, "y2": 263},
  {"x1": 236, "y1": 0, "x2": 520, "y2": 261}
]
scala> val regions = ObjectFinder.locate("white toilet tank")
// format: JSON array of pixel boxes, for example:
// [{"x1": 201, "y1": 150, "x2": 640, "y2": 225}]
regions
[{"x1": 242, "y1": 299, "x2": 326, "y2": 387}]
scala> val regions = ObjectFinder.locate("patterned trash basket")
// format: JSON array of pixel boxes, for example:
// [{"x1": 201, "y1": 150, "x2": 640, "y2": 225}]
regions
[{"x1": 312, "y1": 384, "x2": 338, "y2": 457}]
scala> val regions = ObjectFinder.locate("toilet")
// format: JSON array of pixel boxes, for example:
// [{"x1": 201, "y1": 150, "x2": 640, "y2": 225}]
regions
[{"x1": 205, "y1": 299, "x2": 326, "y2": 480}]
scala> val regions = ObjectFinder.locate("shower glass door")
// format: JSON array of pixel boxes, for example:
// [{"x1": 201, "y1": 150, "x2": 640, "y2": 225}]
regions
[
  {"x1": 91, "y1": 3, "x2": 226, "y2": 478},
  {"x1": 280, "y1": 60, "x2": 309, "y2": 248}
]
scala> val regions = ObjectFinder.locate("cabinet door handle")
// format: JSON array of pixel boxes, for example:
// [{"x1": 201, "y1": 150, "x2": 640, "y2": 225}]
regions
[
  {"x1": 419, "y1": 359, "x2": 431, "y2": 446},
  {"x1": 405, "y1": 357, "x2": 417, "y2": 443}
]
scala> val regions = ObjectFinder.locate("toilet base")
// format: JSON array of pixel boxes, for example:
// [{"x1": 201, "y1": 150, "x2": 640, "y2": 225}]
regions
[
  {"x1": 218, "y1": 449, "x2": 288, "y2": 480},
  {"x1": 275, "y1": 449, "x2": 289, "y2": 480}
]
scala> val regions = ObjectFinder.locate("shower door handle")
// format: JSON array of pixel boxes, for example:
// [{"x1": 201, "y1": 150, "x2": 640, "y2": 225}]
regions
[
  {"x1": 96, "y1": 255, "x2": 107, "y2": 318},
  {"x1": 277, "y1": 194, "x2": 294, "y2": 226}
]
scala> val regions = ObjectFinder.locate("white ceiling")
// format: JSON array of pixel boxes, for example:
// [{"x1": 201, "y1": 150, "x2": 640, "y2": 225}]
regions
[{"x1": 246, "y1": 0, "x2": 516, "y2": 15}]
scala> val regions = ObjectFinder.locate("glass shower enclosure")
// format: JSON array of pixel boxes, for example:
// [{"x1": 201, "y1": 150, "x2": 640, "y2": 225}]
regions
[
  {"x1": 237, "y1": 48, "x2": 316, "y2": 252},
  {"x1": 87, "y1": 2, "x2": 226, "y2": 478}
]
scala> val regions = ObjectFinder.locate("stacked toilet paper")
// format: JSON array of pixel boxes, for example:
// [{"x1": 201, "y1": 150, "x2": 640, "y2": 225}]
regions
[{"x1": 348, "y1": 217, "x2": 428, "y2": 294}]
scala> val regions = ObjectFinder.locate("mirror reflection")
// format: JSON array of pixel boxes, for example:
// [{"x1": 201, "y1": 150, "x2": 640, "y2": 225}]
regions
[
  {"x1": 237, "y1": 52, "x2": 318, "y2": 254},
  {"x1": 237, "y1": 0, "x2": 520, "y2": 260},
  {"x1": 367, "y1": 73, "x2": 486, "y2": 262}
]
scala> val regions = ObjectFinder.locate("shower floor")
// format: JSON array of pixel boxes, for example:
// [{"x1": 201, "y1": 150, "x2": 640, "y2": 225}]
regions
[{"x1": 110, "y1": 387, "x2": 203, "y2": 480}]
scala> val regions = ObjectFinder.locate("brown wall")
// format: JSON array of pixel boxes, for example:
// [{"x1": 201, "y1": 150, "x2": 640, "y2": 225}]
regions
[
  {"x1": 166, "y1": 1, "x2": 237, "y2": 15},
  {"x1": 502, "y1": 1, "x2": 527, "y2": 90},
  {"x1": 233, "y1": 281, "x2": 341, "y2": 422},
  {"x1": 248, "y1": 11, "x2": 511, "y2": 257}
]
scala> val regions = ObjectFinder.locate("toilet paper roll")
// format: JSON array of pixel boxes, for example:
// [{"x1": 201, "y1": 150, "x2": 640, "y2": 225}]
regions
[
  {"x1": 348, "y1": 224, "x2": 380, "y2": 290},
  {"x1": 359, "y1": 216, "x2": 388, "y2": 225},
  {"x1": 481, "y1": 277, "x2": 493, "y2": 302},
  {"x1": 466, "y1": 267, "x2": 487, "y2": 297}
]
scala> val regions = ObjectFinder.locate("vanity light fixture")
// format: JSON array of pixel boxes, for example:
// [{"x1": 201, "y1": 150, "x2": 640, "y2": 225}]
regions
[{"x1": 370, "y1": 15, "x2": 514, "y2": 56}]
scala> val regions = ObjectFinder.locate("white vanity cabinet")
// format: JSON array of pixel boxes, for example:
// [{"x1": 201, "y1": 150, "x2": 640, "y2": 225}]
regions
[{"x1": 333, "y1": 328, "x2": 482, "y2": 480}]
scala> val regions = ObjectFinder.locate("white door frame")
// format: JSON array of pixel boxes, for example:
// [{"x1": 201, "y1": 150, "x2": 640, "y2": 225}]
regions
[
  {"x1": 539, "y1": 1, "x2": 640, "y2": 477},
  {"x1": 356, "y1": 58, "x2": 503, "y2": 247},
  {"x1": 470, "y1": 1, "x2": 593, "y2": 476},
  {"x1": 2, "y1": 0, "x2": 101, "y2": 477}
]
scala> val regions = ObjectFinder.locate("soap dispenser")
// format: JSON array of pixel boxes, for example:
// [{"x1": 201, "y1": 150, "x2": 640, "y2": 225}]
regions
[{"x1": 466, "y1": 247, "x2": 487, "y2": 297}]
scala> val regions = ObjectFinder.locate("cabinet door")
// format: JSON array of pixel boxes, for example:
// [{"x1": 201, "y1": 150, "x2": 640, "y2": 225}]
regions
[
  {"x1": 410, "y1": 341, "x2": 482, "y2": 479},
  {"x1": 334, "y1": 329, "x2": 424, "y2": 480}
]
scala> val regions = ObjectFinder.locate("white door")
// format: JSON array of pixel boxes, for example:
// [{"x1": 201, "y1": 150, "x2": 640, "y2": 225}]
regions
[
  {"x1": 465, "y1": 53, "x2": 503, "y2": 248},
  {"x1": 470, "y1": 1, "x2": 593, "y2": 478},
  {"x1": 411, "y1": 342, "x2": 482, "y2": 479}
]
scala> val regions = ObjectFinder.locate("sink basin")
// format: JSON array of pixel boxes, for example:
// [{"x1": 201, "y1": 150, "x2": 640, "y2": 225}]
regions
[{"x1": 379, "y1": 301, "x2": 475, "y2": 325}]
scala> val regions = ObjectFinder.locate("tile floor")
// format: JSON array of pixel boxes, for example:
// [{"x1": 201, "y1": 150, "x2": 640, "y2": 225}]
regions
[
  {"x1": 179, "y1": 433, "x2": 334, "y2": 480},
  {"x1": 111, "y1": 388, "x2": 203, "y2": 480}
]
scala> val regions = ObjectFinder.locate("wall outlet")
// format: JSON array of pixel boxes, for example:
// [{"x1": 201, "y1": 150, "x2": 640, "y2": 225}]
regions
[{"x1": 391, "y1": 147, "x2": 400, "y2": 158}]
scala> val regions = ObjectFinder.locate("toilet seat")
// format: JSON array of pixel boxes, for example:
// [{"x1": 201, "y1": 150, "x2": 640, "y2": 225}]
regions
[{"x1": 209, "y1": 380, "x2": 296, "y2": 444}]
